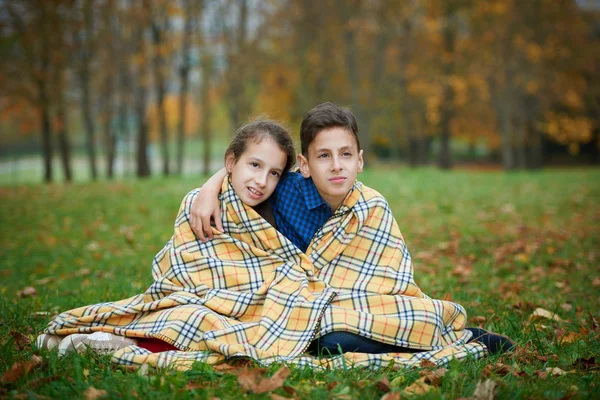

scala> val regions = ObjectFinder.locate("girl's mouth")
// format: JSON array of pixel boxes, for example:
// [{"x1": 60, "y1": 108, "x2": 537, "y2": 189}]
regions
[{"x1": 247, "y1": 187, "x2": 263, "y2": 199}]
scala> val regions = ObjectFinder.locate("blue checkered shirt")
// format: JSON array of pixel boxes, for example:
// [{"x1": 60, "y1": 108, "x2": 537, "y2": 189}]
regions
[{"x1": 271, "y1": 172, "x2": 332, "y2": 252}]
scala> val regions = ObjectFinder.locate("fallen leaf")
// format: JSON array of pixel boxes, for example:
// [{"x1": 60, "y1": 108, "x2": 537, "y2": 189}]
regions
[
  {"x1": 546, "y1": 367, "x2": 566, "y2": 376},
  {"x1": 10, "y1": 330, "x2": 31, "y2": 350},
  {"x1": 376, "y1": 376, "x2": 390, "y2": 392},
  {"x1": 283, "y1": 385, "x2": 297, "y2": 395},
  {"x1": 529, "y1": 307, "x2": 562, "y2": 322},
  {"x1": 403, "y1": 377, "x2": 433, "y2": 395},
  {"x1": 560, "y1": 303, "x2": 572, "y2": 312},
  {"x1": 33, "y1": 277, "x2": 55, "y2": 285},
  {"x1": 573, "y1": 356, "x2": 598, "y2": 370},
  {"x1": 482, "y1": 363, "x2": 511, "y2": 377},
  {"x1": 76, "y1": 268, "x2": 92, "y2": 277},
  {"x1": 471, "y1": 316, "x2": 486, "y2": 327},
  {"x1": 1, "y1": 355, "x2": 43, "y2": 384},
  {"x1": 419, "y1": 359, "x2": 437, "y2": 369},
  {"x1": 390, "y1": 375, "x2": 406, "y2": 387},
  {"x1": 83, "y1": 369, "x2": 89, "y2": 379},
  {"x1": 555, "y1": 329, "x2": 582, "y2": 344},
  {"x1": 238, "y1": 367, "x2": 290, "y2": 394},
  {"x1": 213, "y1": 359, "x2": 253, "y2": 374},
  {"x1": 83, "y1": 386, "x2": 107, "y2": 400},
  {"x1": 472, "y1": 379, "x2": 496, "y2": 400},
  {"x1": 593, "y1": 277, "x2": 600, "y2": 287},
  {"x1": 184, "y1": 381, "x2": 207, "y2": 391},
  {"x1": 17, "y1": 287, "x2": 37, "y2": 298},
  {"x1": 419, "y1": 368, "x2": 447, "y2": 386},
  {"x1": 381, "y1": 393, "x2": 400, "y2": 400},
  {"x1": 269, "y1": 394, "x2": 288, "y2": 400}
]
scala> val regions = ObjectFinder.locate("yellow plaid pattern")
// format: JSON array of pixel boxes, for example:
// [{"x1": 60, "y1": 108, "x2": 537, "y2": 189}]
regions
[{"x1": 44, "y1": 177, "x2": 486, "y2": 369}]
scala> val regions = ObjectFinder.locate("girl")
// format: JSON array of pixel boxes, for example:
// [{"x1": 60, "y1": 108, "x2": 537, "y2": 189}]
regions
[{"x1": 37, "y1": 118, "x2": 296, "y2": 355}]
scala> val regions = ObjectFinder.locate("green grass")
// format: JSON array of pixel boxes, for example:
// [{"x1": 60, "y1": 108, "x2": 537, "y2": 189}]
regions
[{"x1": 1, "y1": 167, "x2": 599, "y2": 399}]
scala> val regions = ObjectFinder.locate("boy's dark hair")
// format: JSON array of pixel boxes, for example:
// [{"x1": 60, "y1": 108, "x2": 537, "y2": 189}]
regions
[
  {"x1": 300, "y1": 102, "x2": 360, "y2": 156},
  {"x1": 225, "y1": 118, "x2": 296, "y2": 173}
]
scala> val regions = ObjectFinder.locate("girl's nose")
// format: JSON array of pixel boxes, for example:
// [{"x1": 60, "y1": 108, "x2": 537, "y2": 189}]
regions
[{"x1": 255, "y1": 172, "x2": 267, "y2": 187}]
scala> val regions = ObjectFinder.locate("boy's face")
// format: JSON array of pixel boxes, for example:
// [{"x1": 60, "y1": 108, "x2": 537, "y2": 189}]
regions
[{"x1": 298, "y1": 127, "x2": 363, "y2": 211}]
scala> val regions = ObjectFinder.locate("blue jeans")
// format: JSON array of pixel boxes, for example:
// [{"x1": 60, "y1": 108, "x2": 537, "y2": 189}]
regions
[{"x1": 307, "y1": 331, "x2": 418, "y2": 356}]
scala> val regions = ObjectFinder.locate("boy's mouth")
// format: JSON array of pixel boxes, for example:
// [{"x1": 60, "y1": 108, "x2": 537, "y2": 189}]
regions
[
  {"x1": 329, "y1": 176, "x2": 346, "y2": 184},
  {"x1": 247, "y1": 187, "x2": 263, "y2": 199}
]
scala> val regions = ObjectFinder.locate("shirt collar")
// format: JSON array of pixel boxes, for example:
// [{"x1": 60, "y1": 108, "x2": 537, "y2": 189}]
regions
[{"x1": 298, "y1": 177, "x2": 329, "y2": 211}]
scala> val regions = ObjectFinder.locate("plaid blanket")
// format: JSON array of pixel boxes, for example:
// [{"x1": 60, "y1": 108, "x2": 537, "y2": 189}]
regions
[{"x1": 45, "y1": 177, "x2": 486, "y2": 369}]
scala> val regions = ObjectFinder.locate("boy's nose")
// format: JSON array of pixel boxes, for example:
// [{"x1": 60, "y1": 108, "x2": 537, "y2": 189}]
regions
[{"x1": 331, "y1": 156, "x2": 342, "y2": 171}]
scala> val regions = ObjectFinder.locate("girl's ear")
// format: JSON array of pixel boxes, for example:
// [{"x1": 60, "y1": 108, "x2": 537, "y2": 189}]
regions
[
  {"x1": 225, "y1": 154, "x2": 235, "y2": 173},
  {"x1": 297, "y1": 154, "x2": 311, "y2": 178}
]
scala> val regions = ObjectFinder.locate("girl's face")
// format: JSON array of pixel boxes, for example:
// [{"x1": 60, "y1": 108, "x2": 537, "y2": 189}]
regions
[{"x1": 225, "y1": 137, "x2": 287, "y2": 206}]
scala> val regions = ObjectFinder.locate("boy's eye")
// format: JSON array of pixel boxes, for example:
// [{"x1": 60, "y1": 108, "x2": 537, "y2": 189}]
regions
[
  {"x1": 342, "y1": 152, "x2": 352, "y2": 157},
  {"x1": 318, "y1": 153, "x2": 329, "y2": 158},
  {"x1": 250, "y1": 162, "x2": 259, "y2": 168}
]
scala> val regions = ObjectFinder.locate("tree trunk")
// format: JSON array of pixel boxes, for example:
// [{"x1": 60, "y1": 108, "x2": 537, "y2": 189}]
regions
[
  {"x1": 528, "y1": 123, "x2": 543, "y2": 169},
  {"x1": 499, "y1": 101, "x2": 515, "y2": 170},
  {"x1": 151, "y1": 19, "x2": 170, "y2": 176},
  {"x1": 80, "y1": 0, "x2": 98, "y2": 180},
  {"x1": 101, "y1": 2, "x2": 117, "y2": 179},
  {"x1": 225, "y1": 0, "x2": 248, "y2": 129},
  {"x1": 343, "y1": 10, "x2": 371, "y2": 164},
  {"x1": 176, "y1": 0, "x2": 194, "y2": 176},
  {"x1": 39, "y1": 4, "x2": 53, "y2": 183},
  {"x1": 39, "y1": 89, "x2": 53, "y2": 183},
  {"x1": 56, "y1": 92, "x2": 72, "y2": 182},
  {"x1": 437, "y1": 10, "x2": 456, "y2": 170},
  {"x1": 201, "y1": 55, "x2": 213, "y2": 175},
  {"x1": 135, "y1": 4, "x2": 150, "y2": 178}
]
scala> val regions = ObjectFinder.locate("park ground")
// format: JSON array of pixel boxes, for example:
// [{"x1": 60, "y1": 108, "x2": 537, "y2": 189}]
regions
[{"x1": 0, "y1": 167, "x2": 599, "y2": 399}]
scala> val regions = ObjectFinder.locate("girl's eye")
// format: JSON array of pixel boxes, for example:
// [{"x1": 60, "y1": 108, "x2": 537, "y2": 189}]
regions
[
  {"x1": 250, "y1": 162, "x2": 259, "y2": 168},
  {"x1": 270, "y1": 171, "x2": 280, "y2": 177}
]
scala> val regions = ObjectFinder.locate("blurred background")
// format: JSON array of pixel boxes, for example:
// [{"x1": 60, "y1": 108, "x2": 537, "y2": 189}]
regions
[{"x1": 0, "y1": 0, "x2": 599, "y2": 184}]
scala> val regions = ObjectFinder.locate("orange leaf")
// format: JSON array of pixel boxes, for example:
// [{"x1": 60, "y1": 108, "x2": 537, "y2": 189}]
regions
[
  {"x1": 238, "y1": 367, "x2": 290, "y2": 394},
  {"x1": 419, "y1": 367, "x2": 448, "y2": 386},
  {"x1": 1, "y1": 355, "x2": 43, "y2": 384},
  {"x1": 83, "y1": 386, "x2": 108, "y2": 400},
  {"x1": 10, "y1": 330, "x2": 31, "y2": 351},
  {"x1": 403, "y1": 377, "x2": 433, "y2": 395},
  {"x1": 376, "y1": 376, "x2": 391, "y2": 392}
]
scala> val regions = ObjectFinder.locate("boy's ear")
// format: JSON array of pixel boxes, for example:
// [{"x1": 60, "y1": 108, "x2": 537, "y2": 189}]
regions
[
  {"x1": 357, "y1": 149, "x2": 364, "y2": 173},
  {"x1": 297, "y1": 154, "x2": 311, "y2": 178},
  {"x1": 225, "y1": 154, "x2": 235, "y2": 173}
]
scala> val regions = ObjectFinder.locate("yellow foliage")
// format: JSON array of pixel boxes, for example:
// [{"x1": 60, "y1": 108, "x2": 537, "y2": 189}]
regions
[
  {"x1": 526, "y1": 43, "x2": 542, "y2": 63},
  {"x1": 256, "y1": 65, "x2": 299, "y2": 124},
  {"x1": 147, "y1": 94, "x2": 200, "y2": 141},
  {"x1": 541, "y1": 112, "x2": 594, "y2": 146},
  {"x1": 564, "y1": 90, "x2": 584, "y2": 110}
]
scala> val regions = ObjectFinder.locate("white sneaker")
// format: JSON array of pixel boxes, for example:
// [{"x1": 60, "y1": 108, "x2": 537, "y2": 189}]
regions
[
  {"x1": 36, "y1": 333, "x2": 64, "y2": 350},
  {"x1": 58, "y1": 332, "x2": 137, "y2": 356}
]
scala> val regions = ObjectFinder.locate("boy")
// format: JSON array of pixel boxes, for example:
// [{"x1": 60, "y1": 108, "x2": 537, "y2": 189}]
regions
[{"x1": 192, "y1": 102, "x2": 514, "y2": 355}]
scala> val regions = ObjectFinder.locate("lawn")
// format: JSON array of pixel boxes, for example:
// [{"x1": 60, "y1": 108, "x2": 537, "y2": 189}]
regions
[{"x1": 1, "y1": 167, "x2": 599, "y2": 399}]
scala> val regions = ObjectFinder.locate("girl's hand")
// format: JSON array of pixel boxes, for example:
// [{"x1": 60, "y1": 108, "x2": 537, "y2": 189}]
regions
[{"x1": 190, "y1": 168, "x2": 227, "y2": 241}]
